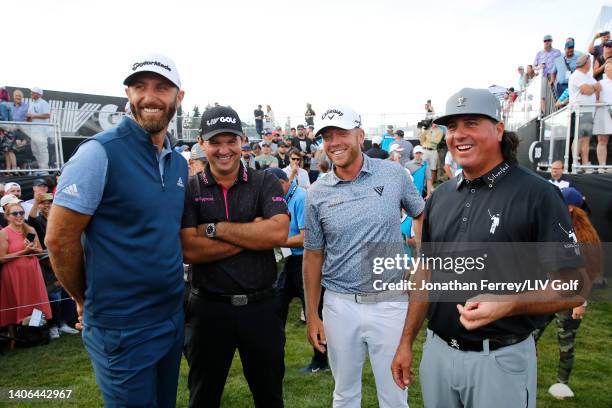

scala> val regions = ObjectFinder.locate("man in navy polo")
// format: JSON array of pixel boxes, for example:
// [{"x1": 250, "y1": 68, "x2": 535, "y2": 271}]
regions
[{"x1": 46, "y1": 53, "x2": 187, "y2": 407}]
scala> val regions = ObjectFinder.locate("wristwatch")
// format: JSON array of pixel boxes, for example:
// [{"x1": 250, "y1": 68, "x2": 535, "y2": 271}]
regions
[{"x1": 205, "y1": 223, "x2": 217, "y2": 239}]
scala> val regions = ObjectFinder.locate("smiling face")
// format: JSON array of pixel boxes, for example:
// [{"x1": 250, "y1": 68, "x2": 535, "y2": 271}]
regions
[
  {"x1": 6, "y1": 203, "x2": 25, "y2": 227},
  {"x1": 38, "y1": 199, "x2": 52, "y2": 218},
  {"x1": 126, "y1": 72, "x2": 184, "y2": 135},
  {"x1": 321, "y1": 127, "x2": 364, "y2": 172},
  {"x1": 6, "y1": 185, "x2": 21, "y2": 198},
  {"x1": 204, "y1": 133, "x2": 241, "y2": 177},
  {"x1": 445, "y1": 115, "x2": 504, "y2": 179}
]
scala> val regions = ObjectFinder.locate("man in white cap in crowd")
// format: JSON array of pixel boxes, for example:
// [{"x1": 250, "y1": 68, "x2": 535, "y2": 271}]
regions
[
  {"x1": 2, "y1": 182, "x2": 33, "y2": 218},
  {"x1": 303, "y1": 105, "x2": 425, "y2": 407},
  {"x1": 364, "y1": 135, "x2": 389, "y2": 159},
  {"x1": 27, "y1": 87, "x2": 51, "y2": 170},
  {"x1": 46, "y1": 53, "x2": 187, "y2": 407}
]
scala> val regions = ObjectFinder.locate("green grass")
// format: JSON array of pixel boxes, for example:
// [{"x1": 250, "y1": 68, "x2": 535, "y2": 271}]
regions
[{"x1": 1, "y1": 291, "x2": 611, "y2": 407}]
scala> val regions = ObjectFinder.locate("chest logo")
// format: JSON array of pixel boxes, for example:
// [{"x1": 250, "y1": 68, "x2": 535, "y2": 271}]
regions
[
  {"x1": 177, "y1": 177, "x2": 184, "y2": 188},
  {"x1": 374, "y1": 185, "x2": 384, "y2": 196},
  {"x1": 488, "y1": 209, "x2": 500, "y2": 234},
  {"x1": 558, "y1": 223, "x2": 577, "y2": 243}
]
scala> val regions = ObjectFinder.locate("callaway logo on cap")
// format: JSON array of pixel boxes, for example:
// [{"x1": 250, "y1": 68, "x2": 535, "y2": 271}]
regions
[
  {"x1": 314, "y1": 105, "x2": 362, "y2": 137},
  {"x1": 123, "y1": 53, "x2": 181, "y2": 88},
  {"x1": 200, "y1": 106, "x2": 244, "y2": 141}
]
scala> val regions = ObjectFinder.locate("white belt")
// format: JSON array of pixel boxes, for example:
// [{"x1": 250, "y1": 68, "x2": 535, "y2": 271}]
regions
[{"x1": 329, "y1": 290, "x2": 408, "y2": 304}]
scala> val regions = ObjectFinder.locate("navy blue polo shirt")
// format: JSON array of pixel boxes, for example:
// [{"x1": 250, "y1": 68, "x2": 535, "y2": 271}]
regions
[{"x1": 182, "y1": 162, "x2": 289, "y2": 294}]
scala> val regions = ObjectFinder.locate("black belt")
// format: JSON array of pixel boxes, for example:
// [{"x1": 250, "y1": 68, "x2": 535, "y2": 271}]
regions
[
  {"x1": 190, "y1": 287, "x2": 275, "y2": 306},
  {"x1": 422, "y1": 146, "x2": 435, "y2": 150},
  {"x1": 434, "y1": 331, "x2": 529, "y2": 352}
]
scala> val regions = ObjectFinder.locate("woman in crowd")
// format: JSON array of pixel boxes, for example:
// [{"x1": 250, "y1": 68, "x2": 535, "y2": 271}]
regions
[
  {"x1": 0, "y1": 202, "x2": 50, "y2": 348},
  {"x1": 533, "y1": 187, "x2": 602, "y2": 400},
  {"x1": 525, "y1": 64, "x2": 537, "y2": 85},
  {"x1": 593, "y1": 59, "x2": 612, "y2": 167},
  {"x1": 264, "y1": 105, "x2": 275, "y2": 131}
]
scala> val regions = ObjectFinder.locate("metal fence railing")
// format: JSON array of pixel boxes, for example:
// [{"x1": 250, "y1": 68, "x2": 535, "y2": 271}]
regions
[{"x1": 0, "y1": 121, "x2": 62, "y2": 174}]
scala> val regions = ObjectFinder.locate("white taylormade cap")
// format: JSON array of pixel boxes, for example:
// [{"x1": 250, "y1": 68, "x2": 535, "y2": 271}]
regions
[
  {"x1": 314, "y1": 105, "x2": 362, "y2": 137},
  {"x1": 123, "y1": 53, "x2": 181, "y2": 89}
]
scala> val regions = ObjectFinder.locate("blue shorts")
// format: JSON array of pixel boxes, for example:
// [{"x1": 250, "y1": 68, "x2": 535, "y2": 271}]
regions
[{"x1": 82, "y1": 308, "x2": 184, "y2": 408}]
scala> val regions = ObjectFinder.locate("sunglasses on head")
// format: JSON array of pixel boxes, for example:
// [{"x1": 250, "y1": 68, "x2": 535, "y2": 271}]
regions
[{"x1": 9, "y1": 211, "x2": 25, "y2": 217}]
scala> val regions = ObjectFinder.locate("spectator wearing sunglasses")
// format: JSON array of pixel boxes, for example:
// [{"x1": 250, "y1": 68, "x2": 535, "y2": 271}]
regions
[
  {"x1": 283, "y1": 148, "x2": 311, "y2": 189},
  {"x1": 0, "y1": 201, "x2": 49, "y2": 348}
]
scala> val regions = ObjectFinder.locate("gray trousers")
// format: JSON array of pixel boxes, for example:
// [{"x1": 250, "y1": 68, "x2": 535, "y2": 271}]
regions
[{"x1": 419, "y1": 329, "x2": 537, "y2": 407}]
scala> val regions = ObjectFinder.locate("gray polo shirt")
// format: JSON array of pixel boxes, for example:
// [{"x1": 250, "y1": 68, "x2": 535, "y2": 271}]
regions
[{"x1": 304, "y1": 153, "x2": 425, "y2": 293}]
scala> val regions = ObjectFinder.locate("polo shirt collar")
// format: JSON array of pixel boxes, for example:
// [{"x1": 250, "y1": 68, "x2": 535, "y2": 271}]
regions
[
  {"x1": 456, "y1": 161, "x2": 512, "y2": 190},
  {"x1": 200, "y1": 160, "x2": 250, "y2": 187},
  {"x1": 328, "y1": 153, "x2": 373, "y2": 185}
]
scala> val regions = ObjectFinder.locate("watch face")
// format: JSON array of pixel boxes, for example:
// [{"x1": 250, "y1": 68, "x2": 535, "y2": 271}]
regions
[{"x1": 206, "y1": 224, "x2": 215, "y2": 236}]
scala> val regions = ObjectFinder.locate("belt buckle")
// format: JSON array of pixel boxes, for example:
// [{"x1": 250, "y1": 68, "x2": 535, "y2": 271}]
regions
[
  {"x1": 354, "y1": 294, "x2": 375, "y2": 304},
  {"x1": 231, "y1": 294, "x2": 248, "y2": 306}
]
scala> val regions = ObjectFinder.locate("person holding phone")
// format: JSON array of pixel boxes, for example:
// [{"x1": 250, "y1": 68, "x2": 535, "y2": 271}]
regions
[{"x1": 0, "y1": 202, "x2": 49, "y2": 348}]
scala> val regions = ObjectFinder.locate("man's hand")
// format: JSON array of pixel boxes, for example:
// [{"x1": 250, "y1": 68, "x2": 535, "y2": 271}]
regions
[
  {"x1": 34, "y1": 192, "x2": 45, "y2": 204},
  {"x1": 75, "y1": 301, "x2": 84, "y2": 330},
  {"x1": 306, "y1": 315, "x2": 327, "y2": 353},
  {"x1": 572, "y1": 305, "x2": 586, "y2": 320},
  {"x1": 391, "y1": 342, "x2": 415, "y2": 389},
  {"x1": 457, "y1": 295, "x2": 514, "y2": 330}
]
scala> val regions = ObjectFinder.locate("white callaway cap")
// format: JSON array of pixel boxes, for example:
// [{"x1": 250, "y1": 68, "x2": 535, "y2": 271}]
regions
[
  {"x1": 314, "y1": 105, "x2": 362, "y2": 137},
  {"x1": 123, "y1": 53, "x2": 181, "y2": 89}
]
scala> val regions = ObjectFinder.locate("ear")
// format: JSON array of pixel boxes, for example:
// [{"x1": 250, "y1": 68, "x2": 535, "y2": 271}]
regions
[
  {"x1": 176, "y1": 89, "x2": 185, "y2": 109},
  {"x1": 495, "y1": 121, "x2": 505, "y2": 142},
  {"x1": 357, "y1": 128, "x2": 365, "y2": 147}
]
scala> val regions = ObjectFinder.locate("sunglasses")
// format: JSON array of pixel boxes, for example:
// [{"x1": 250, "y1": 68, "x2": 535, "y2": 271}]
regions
[
  {"x1": 9, "y1": 211, "x2": 25, "y2": 217},
  {"x1": 291, "y1": 157, "x2": 301, "y2": 161}
]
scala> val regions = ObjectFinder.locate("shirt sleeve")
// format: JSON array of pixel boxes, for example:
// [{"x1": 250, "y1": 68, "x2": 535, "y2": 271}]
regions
[
  {"x1": 535, "y1": 185, "x2": 583, "y2": 272},
  {"x1": 260, "y1": 171, "x2": 289, "y2": 219},
  {"x1": 295, "y1": 192, "x2": 306, "y2": 230},
  {"x1": 400, "y1": 167, "x2": 425, "y2": 218},
  {"x1": 304, "y1": 189, "x2": 325, "y2": 250},
  {"x1": 181, "y1": 175, "x2": 199, "y2": 229},
  {"x1": 54, "y1": 140, "x2": 107, "y2": 215}
]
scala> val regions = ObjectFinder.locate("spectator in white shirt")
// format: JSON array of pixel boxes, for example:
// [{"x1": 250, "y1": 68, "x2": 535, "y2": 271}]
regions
[
  {"x1": 593, "y1": 59, "x2": 612, "y2": 167},
  {"x1": 548, "y1": 160, "x2": 573, "y2": 190},
  {"x1": 568, "y1": 54, "x2": 601, "y2": 165},
  {"x1": 283, "y1": 148, "x2": 311, "y2": 189}
]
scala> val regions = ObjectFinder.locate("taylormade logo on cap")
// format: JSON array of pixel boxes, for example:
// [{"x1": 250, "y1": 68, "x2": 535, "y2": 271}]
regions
[
  {"x1": 124, "y1": 53, "x2": 181, "y2": 88},
  {"x1": 132, "y1": 60, "x2": 172, "y2": 73}
]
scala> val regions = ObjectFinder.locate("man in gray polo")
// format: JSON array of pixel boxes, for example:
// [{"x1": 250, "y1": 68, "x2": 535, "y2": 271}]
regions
[{"x1": 303, "y1": 105, "x2": 425, "y2": 408}]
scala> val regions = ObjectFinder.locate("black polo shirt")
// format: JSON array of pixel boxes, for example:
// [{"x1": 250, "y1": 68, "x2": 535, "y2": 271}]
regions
[
  {"x1": 423, "y1": 161, "x2": 582, "y2": 342},
  {"x1": 182, "y1": 162, "x2": 289, "y2": 294}
]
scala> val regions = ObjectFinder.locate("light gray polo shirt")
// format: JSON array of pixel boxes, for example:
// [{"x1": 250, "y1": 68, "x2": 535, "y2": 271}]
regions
[{"x1": 304, "y1": 154, "x2": 425, "y2": 293}]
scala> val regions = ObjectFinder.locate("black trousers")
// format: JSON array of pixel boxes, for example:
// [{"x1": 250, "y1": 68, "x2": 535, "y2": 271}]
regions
[
  {"x1": 276, "y1": 255, "x2": 327, "y2": 366},
  {"x1": 185, "y1": 292, "x2": 285, "y2": 408}
]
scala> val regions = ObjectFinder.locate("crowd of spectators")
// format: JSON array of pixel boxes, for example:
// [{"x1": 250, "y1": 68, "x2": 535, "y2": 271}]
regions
[{"x1": 0, "y1": 178, "x2": 79, "y2": 351}]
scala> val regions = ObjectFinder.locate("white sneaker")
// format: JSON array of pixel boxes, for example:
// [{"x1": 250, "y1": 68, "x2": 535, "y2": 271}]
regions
[
  {"x1": 49, "y1": 326, "x2": 60, "y2": 339},
  {"x1": 548, "y1": 382, "x2": 574, "y2": 399},
  {"x1": 59, "y1": 323, "x2": 79, "y2": 335}
]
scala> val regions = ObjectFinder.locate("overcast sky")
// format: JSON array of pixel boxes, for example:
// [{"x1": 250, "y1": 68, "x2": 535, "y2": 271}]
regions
[{"x1": 4, "y1": 0, "x2": 608, "y2": 125}]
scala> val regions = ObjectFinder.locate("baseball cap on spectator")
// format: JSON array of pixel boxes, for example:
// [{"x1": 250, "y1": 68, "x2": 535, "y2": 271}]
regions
[
  {"x1": 372, "y1": 136, "x2": 383, "y2": 145},
  {"x1": 32, "y1": 178, "x2": 49, "y2": 187},
  {"x1": 40, "y1": 193, "x2": 54, "y2": 202},
  {"x1": 278, "y1": 141, "x2": 288, "y2": 148},
  {"x1": 518, "y1": 65, "x2": 525, "y2": 70},
  {"x1": 297, "y1": 124, "x2": 305, "y2": 129},
  {"x1": 308, "y1": 124, "x2": 315, "y2": 129},
  {"x1": 434, "y1": 88, "x2": 502, "y2": 126},
  {"x1": 575, "y1": 54, "x2": 590, "y2": 68},
  {"x1": 30, "y1": 87, "x2": 43, "y2": 96},
  {"x1": 565, "y1": 40, "x2": 575, "y2": 49},
  {"x1": 241, "y1": 144, "x2": 252, "y2": 151},
  {"x1": 561, "y1": 187, "x2": 591, "y2": 212},
  {"x1": 190, "y1": 148, "x2": 207, "y2": 161},
  {"x1": 604, "y1": 40, "x2": 612, "y2": 48},
  {"x1": 199, "y1": 106, "x2": 243, "y2": 141},
  {"x1": 389, "y1": 144, "x2": 404, "y2": 153},
  {"x1": 543, "y1": 35, "x2": 553, "y2": 41},
  {"x1": 394, "y1": 129, "x2": 405, "y2": 137},
  {"x1": 123, "y1": 53, "x2": 181, "y2": 88},
  {"x1": 1, "y1": 194, "x2": 22, "y2": 208},
  {"x1": 264, "y1": 130, "x2": 272, "y2": 135},
  {"x1": 414, "y1": 145, "x2": 425, "y2": 154},
  {"x1": 314, "y1": 105, "x2": 362, "y2": 137},
  {"x1": 266, "y1": 167, "x2": 289, "y2": 182},
  {"x1": 261, "y1": 142, "x2": 271, "y2": 147},
  {"x1": 4, "y1": 182, "x2": 20, "y2": 192}
]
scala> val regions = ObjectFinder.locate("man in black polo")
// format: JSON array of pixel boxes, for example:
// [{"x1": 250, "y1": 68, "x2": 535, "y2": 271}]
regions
[
  {"x1": 391, "y1": 88, "x2": 588, "y2": 407},
  {"x1": 181, "y1": 106, "x2": 290, "y2": 408}
]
